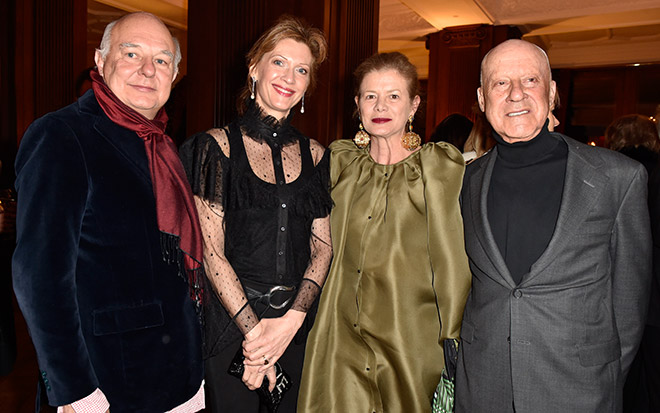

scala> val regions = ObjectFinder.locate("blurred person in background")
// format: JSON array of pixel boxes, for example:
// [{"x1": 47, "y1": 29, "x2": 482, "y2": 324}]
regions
[
  {"x1": 606, "y1": 114, "x2": 660, "y2": 173},
  {"x1": 429, "y1": 113, "x2": 473, "y2": 153},
  {"x1": 462, "y1": 103, "x2": 495, "y2": 163},
  {"x1": 606, "y1": 114, "x2": 660, "y2": 413}
]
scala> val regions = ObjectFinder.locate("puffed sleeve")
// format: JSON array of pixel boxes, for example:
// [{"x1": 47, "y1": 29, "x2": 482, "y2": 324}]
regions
[
  {"x1": 328, "y1": 139, "x2": 364, "y2": 188},
  {"x1": 420, "y1": 142, "x2": 472, "y2": 343},
  {"x1": 179, "y1": 132, "x2": 227, "y2": 205}
]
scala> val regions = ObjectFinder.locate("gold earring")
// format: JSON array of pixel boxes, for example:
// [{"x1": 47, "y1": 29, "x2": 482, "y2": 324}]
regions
[
  {"x1": 353, "y1": 122, "x2": 370, "y2": 149},
  {"x1": 401, "y1": 116, "x2": 421, "y2": 151}
]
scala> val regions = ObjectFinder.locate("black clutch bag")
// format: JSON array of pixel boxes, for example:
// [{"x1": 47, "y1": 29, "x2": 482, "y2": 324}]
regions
[{"x1": 227, "y1": 348, "x2": 292, "y2": 413}]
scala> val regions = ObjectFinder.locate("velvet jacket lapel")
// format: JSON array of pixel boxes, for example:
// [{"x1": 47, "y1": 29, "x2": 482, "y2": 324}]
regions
[{"x1": 78, "y1": 90, "x2": 152, "y2": 184}]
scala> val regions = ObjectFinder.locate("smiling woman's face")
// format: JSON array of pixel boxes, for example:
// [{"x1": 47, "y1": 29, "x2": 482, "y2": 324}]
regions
[
  {"x1": 356, "y1": 69, "x2": 419, "y2": 141},
  {"x1": 250, "y1": 38, "x2": 312, "y2": 119}
]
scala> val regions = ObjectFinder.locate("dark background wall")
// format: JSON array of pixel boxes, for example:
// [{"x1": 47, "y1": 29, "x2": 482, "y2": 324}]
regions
[{"x1": 2, "y1": 0, "x2": 658, "y2": 179}]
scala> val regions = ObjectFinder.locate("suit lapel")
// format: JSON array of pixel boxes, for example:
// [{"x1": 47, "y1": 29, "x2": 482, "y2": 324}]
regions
[
  {"x1": 523, "y1": 136, "x2": 608, "y2": 284},
  {"x1": 79, "y1": 91, "x2": 152, "y2": 184},
  {"x1": 469, "y1": 148, "x2": 517, "y2": 288}
]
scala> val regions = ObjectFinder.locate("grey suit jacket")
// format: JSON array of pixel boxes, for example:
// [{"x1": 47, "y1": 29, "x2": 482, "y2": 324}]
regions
[{"x1": 455, "y1": 134, "x2": 651, "y2": 413}]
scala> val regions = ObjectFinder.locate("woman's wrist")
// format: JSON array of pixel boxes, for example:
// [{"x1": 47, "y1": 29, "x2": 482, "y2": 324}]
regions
[
  {"x1": 284, "y1": 309, "x2": 306, "y2": 330},
  {"x1": 244, "y1": 322, "x2": 262, "y2": 341}
]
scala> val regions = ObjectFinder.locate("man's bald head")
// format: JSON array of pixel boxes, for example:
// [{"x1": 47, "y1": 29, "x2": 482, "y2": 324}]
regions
[
  {"x1": 477, "y1": 39, "x2": 556, "y2": 143},
  {"x1": 94, "y1": 12, "x2": 180, "y2": 119}
]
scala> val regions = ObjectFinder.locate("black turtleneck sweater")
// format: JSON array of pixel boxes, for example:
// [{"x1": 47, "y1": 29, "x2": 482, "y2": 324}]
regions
[{"x1": 487, "y1": 123, "x2": 568, "y2": 285}]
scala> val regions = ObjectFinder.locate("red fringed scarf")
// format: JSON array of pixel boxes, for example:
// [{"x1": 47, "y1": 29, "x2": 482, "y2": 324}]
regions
[{"x1": 91, "y1": 69, "x2": 204, "y2": 307}]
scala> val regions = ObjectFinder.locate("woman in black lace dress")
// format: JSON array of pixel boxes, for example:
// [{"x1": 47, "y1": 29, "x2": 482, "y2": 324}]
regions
[{"x1": 179, "y1": 16, "x2": 331, "y2": 412}]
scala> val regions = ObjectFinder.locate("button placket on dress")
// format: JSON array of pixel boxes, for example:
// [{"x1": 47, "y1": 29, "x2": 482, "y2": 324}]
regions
[{"x1": 269, "y1": 135, "x2": 288, "y2": 282}]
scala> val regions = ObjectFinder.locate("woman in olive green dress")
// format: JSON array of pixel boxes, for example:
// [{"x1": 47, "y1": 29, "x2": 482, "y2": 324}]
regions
[{"x1": 298, "y1": 52, "x2": 472, "y2": 412}]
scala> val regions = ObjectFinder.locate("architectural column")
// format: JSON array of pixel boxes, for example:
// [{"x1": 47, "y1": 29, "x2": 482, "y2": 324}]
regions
[
  {"x1": 14, "y1": 0, "x2": 87, "y2": 139},
  {"x1": 0, "y1": 0, "x2": 17, "y2": 186},
  {"x1": 425, "y1": 24, "x2": 520, "y2": 137}
]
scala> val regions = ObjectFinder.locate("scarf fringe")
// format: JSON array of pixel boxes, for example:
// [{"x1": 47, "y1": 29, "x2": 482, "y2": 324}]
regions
[{"x1": 160, "y1": 231, "x2": 205, "y2": 318}]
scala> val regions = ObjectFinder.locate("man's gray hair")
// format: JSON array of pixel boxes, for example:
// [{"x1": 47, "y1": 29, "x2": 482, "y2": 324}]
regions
[
  {"x1": 96, "y1": 14, "x2": 182, "y2": 71},
  {"x1": 479, "y1": 40, "x2": 551, "y2": 86}
]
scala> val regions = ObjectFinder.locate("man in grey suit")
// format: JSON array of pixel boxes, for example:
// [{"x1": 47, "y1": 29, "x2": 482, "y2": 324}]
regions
[{"x1": 455, "y1": 39, "x2": 652, "y2": 412}]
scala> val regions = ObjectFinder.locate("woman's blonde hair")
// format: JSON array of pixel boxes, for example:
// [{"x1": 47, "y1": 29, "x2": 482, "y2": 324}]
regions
[{"x1": 237, "y1": 15, "x2": 328, "y2": 114}]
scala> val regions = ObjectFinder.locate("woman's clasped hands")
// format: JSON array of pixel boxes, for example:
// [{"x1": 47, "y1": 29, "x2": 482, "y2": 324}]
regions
[{"x1": 240, "y1": 310, "x2": 306, "y2": 391}]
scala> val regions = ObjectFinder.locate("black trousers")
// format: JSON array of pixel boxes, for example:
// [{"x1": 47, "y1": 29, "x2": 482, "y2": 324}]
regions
[{"x1": 204, "y1": 338, "x2": 305, "y2": 413}]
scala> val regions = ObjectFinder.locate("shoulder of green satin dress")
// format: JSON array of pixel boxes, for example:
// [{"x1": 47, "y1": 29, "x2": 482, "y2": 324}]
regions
[
  {"x1": 328, "y1": 139, "x2": 465, "y2": 176},
  {"x1": 419, "y1": 140, "x2": 466, "y2": 169},
  {"x1": 329, "y1": 139, "x2": 465, "y2": 165},
  {"x1": 328, "y1": 139, "x2": 366, "y2": 185},
  {"x1": 418, "y1": 141, "x2": 471, "y2": 344}
]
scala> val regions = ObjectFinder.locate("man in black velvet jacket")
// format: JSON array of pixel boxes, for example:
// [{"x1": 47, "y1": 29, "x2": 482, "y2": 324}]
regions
[
  {"x1": 12, "y1": 12, "x2": 203, "y2": 412},
  {"x1": 455, "y1": 39, "x2": 651, "y2": 412}
]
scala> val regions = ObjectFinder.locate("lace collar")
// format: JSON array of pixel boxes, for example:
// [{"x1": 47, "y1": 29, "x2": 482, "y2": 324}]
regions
[{"x1": 238, "y1": 100, "x2": 302, "y2": 146}]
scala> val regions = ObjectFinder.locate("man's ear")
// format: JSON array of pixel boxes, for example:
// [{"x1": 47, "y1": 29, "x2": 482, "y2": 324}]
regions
[
  {"x1": 477, "y1": 87, "x2": 485, "y2": 112},
  {"x1": 94, "y1": 50, "x2": 105, "y2": 76},
  {"x1": 548, "y1": 80, "x2": 557, "y2": 108}
]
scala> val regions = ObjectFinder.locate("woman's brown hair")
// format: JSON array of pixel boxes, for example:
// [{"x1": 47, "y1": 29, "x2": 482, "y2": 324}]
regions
[
  {"x1": 353, "y1": 52, "x2": 420, "y2": 102},
  {"x1": 605, "y1": 114, "x2": 660, "y2": 153}
]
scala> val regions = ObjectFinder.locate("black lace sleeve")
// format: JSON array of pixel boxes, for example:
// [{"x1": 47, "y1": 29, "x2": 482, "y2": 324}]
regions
[
  {"x1": 290, "y1": 146, "x2": 333, "y2": 219},
  {"x1": 180, "y1": 131, "x2": 260, "y2": 335},
  {"x1": 179, "y1": 131, "x2": 227, "y2": 205},
  {"x1": 291, "y1": 147, "x2": 333, "y2": 312}
]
